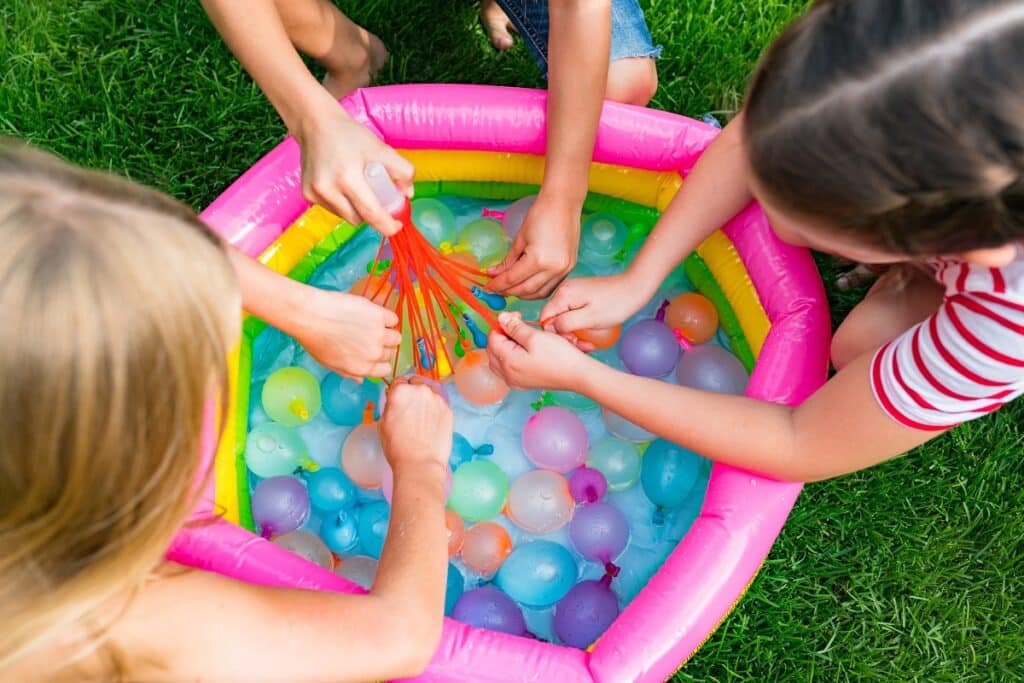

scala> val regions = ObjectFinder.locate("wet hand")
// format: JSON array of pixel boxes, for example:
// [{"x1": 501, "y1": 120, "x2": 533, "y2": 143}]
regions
[
  {"x1": 539, "y1": 273, "x2": 648, "y2": 347},
  {"x1": 379, "y1": 377, "x2": 454, "y2": 474},
  {"x1": 487, "y1": 312, "x2": 591, "y2": 392},
  {"x1": 487, "y1": 195, "x2": 580, "y2": 299}
]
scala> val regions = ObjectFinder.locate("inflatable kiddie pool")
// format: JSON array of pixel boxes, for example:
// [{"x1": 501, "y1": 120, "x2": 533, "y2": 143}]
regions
[{"x1": 168, "y1": 84, "x2": 829, "y2": 681}]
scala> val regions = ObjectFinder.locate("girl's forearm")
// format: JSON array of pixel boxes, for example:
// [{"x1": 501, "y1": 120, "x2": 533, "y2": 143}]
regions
[
  {"x1": 626, "y1": 114, "x2": 755, "y2": 296},
  {"x1": 201, "y1": 0, "x2": 339, "y2": 134},
  {"x1": 228, "y1": 249, "x2": 307, "y2": 332},
  {"x1": 541, "y1": 0, "x2": 612, "y2": 207}
]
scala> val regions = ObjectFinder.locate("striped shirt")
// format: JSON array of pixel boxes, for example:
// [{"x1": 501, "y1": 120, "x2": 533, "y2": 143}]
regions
[{"x1": 871, "y1": 248, "x2": 1024, "y2": 431}]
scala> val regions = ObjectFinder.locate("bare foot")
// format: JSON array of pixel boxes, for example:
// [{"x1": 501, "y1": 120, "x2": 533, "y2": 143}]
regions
[
  {"x1": 835, "y1": 263, "x2": 885, "y2": 291},
  {"x1": 322, "y1": 31, "x2": 388, "y2": 99},
  {"x1": 480, "y1": 0, "x2": 515, "y2": 51}
]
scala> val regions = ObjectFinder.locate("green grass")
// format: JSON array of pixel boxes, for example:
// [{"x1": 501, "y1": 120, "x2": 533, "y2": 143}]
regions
[{"x1": 2, "y1": 1, "x2": 1022, "y2": 680}]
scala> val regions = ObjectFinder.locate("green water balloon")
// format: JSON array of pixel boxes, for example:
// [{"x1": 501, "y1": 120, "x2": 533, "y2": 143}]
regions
[
  {"x1": 587, "y1": 436, "x2": 642, "y2": 491},
  {"x1": 457, "y1": 218, "x2": 510, "y2": 268},
  {"x1": 262, "y1": 367, "x2": 322, "y2": 426},
  {"x1": 448, "y1": 460, "x2": 509, "y2": 522}
]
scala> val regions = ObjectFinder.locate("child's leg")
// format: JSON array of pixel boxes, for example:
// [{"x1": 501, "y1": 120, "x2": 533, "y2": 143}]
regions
[
  {"x1": 830, "y1": 266, "x2": 945, "y2": 371},
  {"x1": 492, "y1": 0, "x2": 660, "y2": 105},
  {"x1": 272, "y1": 0, "x2": 388, "y2": 98}
]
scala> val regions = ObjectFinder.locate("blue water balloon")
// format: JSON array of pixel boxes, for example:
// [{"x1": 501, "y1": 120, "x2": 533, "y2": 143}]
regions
[
  {"x1": 358, "y1": 501, "x2": 391, "y2": 558},
  {"x1": 640, "y1": 439, "x2": 705, "y2": 509},
  {"x1": 320, "y1": 509, "x2": 360, "y2": 554},
  {"x1": 496, "y1": 541, "x2": 578, "y2": 608},
  {"x1": 444, "y1": 563, "x2": 465, "y2": 616},
  {"x1": 321, "y1": 373, "x2": 380, "y2": 426},
  {"x1": 306, "y1": 467, "x2": 358, "y2": 512}
]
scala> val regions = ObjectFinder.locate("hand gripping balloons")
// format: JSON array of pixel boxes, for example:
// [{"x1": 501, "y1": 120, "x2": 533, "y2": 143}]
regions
[
  {"x1": 553, "y1": 579, "x2": 620, "y2": 649},
  {"x1": 640, "y1": 439, "x2": 705, "y2": 508},
  {"x1": 618, "y1": 319, "x2": 680, "y2": 377},
  {"x1": 586, "y1": 437, "x2": 642, "y2": 491},
  {"x1": 252, "y1": 476, "x2": 310, "y2": 538},
  {"x1": 448, "y1": 460, "x2": 509, "y2": 522},
  {"x1": 454, "y1": 349, "x2": 509, "y2": 406},
  {"x1": 507, "y1": 470, "x2": 575, "y2": 534},
  {"x1": 452, "y1": 586, "x2": 527, "y2": 636},
  {"x1": 262, "y1": 367, "x2": 322, "y2": 426},
  {"x1": 664, "y1": 292, "x2": 718, "y2": 344},
  {"x1": 273, "y1": 530, "x2": 334, "y2": 570},
  {"x1": 461, "y1": 521, "x2": 513, "y2": 577},
  {"x1": 522, "y1": 407, "x2": 589, "y2": 472},
  {"x1": 321, "y1": 373, "x2": 381, "y2": 426},
  {"x1": 569, "y1": 502, "x2": 629, "y2": 563},
  {"x1": 305, "y1": 467, "x2": 358, "y2": 512},
  {"x1": 340, "y1": 423, "x2": 386, "y2": 489},
  {"x1": 675, "y1": 344, "x2": 749, "y2": 395},
  {"x1": 245, "y1": 422, "x2": 310, "y2": 478},
  {"x1": 496, "y1": 541, "x2": 578, "y2": 608}
]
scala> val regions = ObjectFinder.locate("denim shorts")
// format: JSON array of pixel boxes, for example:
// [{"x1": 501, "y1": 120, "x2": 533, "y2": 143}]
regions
[{"x1": 494, "y1": 0, "x2": 662, "y2": 78}]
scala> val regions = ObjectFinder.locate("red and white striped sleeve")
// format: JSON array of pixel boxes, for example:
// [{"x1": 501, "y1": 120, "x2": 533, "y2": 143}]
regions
[{"x1": 870, "y1": 262, "x2": 1024, "y2": 431}]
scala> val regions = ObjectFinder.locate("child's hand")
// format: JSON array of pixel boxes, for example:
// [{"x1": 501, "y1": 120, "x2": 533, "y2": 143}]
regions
[
  {"x1": 379, "y1": 377, "x2": 454, "y2": 474},
  {"x1": 295, "y1": 104, "x2": 414, "y2": 236},
  {"x1": 488, "y1": 312, "x2": 592, "y2": 392},
  {"x1": 290, "y1": 286, "x2": 401, "y2": 380},
  {"x1": 487, "y1": 194, "x2": 581, "y2": 299},
  {"x1": 540, "y1": 273, "x2": 650, "y2": 337}
]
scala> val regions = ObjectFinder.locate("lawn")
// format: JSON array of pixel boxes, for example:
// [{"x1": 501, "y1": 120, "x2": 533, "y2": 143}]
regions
[{"x1": 2, "y1": 1, "x2": 1022, "y2": 680}]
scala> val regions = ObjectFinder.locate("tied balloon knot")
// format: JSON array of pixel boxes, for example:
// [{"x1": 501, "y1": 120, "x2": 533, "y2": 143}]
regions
[
  {"x1": 673, "y1": 328, "x2": 693, "y2": 351},
  {"x1": 655, "y1": 299, "x2": 670, "y2": 322},
  {"x1": 531, "y1": 392, "x2": 557, "y2": 411},
  {"x1": 362, "y1": 401, "x2": 376, "y2": 425},
  {"x1": 602, "y1": 562, "x2": 621, "y2": 584},
  {"x1": 481, "y1": 207, "x2": 506, "y2": 220}
]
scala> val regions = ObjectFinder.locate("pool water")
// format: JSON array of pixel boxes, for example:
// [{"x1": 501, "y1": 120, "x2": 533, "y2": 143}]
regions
[{"x1": 245, "y1": 194, "x2": 741, "y2": 646}]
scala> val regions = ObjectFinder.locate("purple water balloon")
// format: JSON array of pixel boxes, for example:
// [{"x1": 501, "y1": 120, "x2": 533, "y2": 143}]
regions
[
  {"x1": 618, "y1": 319, "x2": 681, "y2": 377},
  {"x1": 569, "y1": 502, "x2": 629, "y2": 562},
  {"x1": 252, "y1": 475, "x2": 310, "y2": 538},
  {"x1": 554, "y1": 579, "x2": 621, "y2": 649},
  {"x1": 675, "y1": 345, "x2": 749, "y2": 395},
  {"x1": 522, "y1": 406, "x2": 589, "y2": 473},
  {"x1": 451, "y1": 586, "x2": 527, "y2": 636},
  {"x1": 569, "y1": 467, "x2": 608, "y2": 503}
]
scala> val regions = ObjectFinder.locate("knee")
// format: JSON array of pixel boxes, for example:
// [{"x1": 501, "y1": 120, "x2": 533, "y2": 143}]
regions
[{"x1": 605, "y1": 58, "x2": 658, "y2": 106}]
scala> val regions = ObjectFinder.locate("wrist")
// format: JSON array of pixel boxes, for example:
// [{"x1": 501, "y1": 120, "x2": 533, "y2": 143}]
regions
[
  {"x1": 538, "y1": 176, "x2": 588, "y2": 210},
  {"x1": 391, "y1": 460, "x2": 448, "y2": 490},
  {"x1": 290, "y1": 89, "x2": 350, "y2": 144}
]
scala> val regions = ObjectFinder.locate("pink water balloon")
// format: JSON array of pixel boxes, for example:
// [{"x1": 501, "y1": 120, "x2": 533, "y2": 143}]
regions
[
  {"x1": 522, "y1": 406, "x2": 589, "y2": 473},
  {"x1": 340, "y1": 423, "x2": 386, "y2": 489}
]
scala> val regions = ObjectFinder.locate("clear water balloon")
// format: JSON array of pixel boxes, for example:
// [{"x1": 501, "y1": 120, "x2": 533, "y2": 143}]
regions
[
  {"x1": 412, "y1": 197, "x2": 458, "y2": 246},
  {"x1": 587, "y1": 437, "x2": 642, "y2": 491},
  {"x1": 521, "y1": 406, "x2": 589, "y2": 472},
  {"x1": 457, "y1": 217, "x2": 510, "y2": 267},
  {"x1": 252, "y1": 476, "x2": 310, "y2": 538},
  {"x1": 507, "y1": 470, "x2": 575, "y2": 534},
  {"x1": 602, "y1": 408, "x2": 655, "y2": 444},
  {"x1": 262, "y1": 367, "x2": 322, "y2": 426},
  {"x1": 579, "y1": 213, "x2": 628, "y2": 267},
  {"x1": 273, "y1": 530, "x2": 333, "y2": 570},
  {"x1": 334, "y1": 555, "x2": 378, "y2": 589},
  {"x1": 500, "y1": 195, "x2": 537, "y2": 240},
  {"x1": 340, "y1": 423, "x2": 386, "y2": 489},
  {"x1": 461, "y1": 521, "x2": 513, "y2": 577},
  {"x1": 244, "y1": 422, "x2": 309, "y2": 478}
]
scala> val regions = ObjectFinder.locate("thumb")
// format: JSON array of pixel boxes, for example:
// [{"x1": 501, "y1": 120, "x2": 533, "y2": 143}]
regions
[
  {"x1": 382, "y1": 148, "x2": 415, "y2": 198},
  {"x1": 550, "y1": 307, "x2": 591, "y2": 335},
  {"x1": 497, "y1": 312, "x2": 535, "y2": 348}
]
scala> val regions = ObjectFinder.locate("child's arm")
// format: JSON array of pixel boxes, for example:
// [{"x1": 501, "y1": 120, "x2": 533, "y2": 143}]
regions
[
  {"x1": 229, "y1": 250, "x2": 401, "y2": 379},
  {"x1": 487, "y1": 0, "x2": 612, "y2": 299},
  {"x1": 201, "y1": 0, "x2": 411, "y2": 234},
  {"x1": 540, "y1": 114, "x2": 753, "y2": 332},
  {"x1": 128, "y1": 381, "x2": 452, "y2": 682},
  {"x1": 489, "y1": 315, "x2": 941, "y2": 482}
]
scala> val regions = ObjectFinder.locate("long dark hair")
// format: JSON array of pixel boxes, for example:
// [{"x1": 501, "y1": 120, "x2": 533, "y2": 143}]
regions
[{"x1": 745, "y1": 0, "x2": 1024, "y2": 256}]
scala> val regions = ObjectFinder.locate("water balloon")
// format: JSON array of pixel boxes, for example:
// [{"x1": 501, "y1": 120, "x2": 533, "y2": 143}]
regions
[
  {"x1": 262, "y1": 367, "x2": 322, "y2": 426},
  {"x1": 664, "y1": 293, "x2": 718, "y2": 344},
  {"x1": 244, "y1": 422, "x2": 309, "y2": 478},
  {"x1": 618, "y1": 319, "x2": 680, "y2": 377},
  {"x1": 569, "y1": 502, "x2": 629, "y2": 562},
  {"x1": 553, "y1": 579, "x2": 620, "y2": 649},
  {"x1": 321, "y1": 373, "x2": 380, "y2": 426},
  {"x1": 675, "y1": 345, "x2": 748, "y2": 395},
  {"x1": 306, "y1": 467, "x2": 358, "y2": 512},
  {"x1": 444, "y1": 563, "x2": 465, "y2": 616},
  {"x1": 522, "y1": 406, "x2": 589, "y2": 472},
  {"x1": 453, "y1": 349, "x2": 509, "y2": 406},
  {"x1": 320, "y1": 509, "x2": 360, "y2": 554},
  {"x1": 575, "y1": 325, "x2": 622, "y2": 350},
  {"x1": 461, "y1": 521, "x2": 513, "y2": 577},
  {"x1": 602, "y1": 408, "x2": 655, "y2": 444},
  {"x1": 273, "y1": 530, "x2": 333, "y2": 570},
  {"x1": 252, "y1": 476, "x2": 310, "y2": 538},
  {"x1": 579, "y1": 213, "x2": 628, "y2": 267},
  {"x1": 358, "y1": 501, "x2": 391, "y2": 558},
  {"x1": 587, "y1": 437, "x2": 642, "y2": 491},
  {"x1": 350, "y1": 274, "x2": 397, "y2": 308},
  {"x1": 640, "y1": 439, "x2": 705, "y2": 508},
  {"x1": 506, "y1": 470, "x2": 575, "y2": 534},
  {"x1": 340, "y1": 423, "x2": 386, "y2": 489},
  {"x1": 411, "y1": 197, "x2": 458, "y2": 246},
  {"x1": 457, "y1": 218, "x2": 510, "y2": 267},
  {"x1": 501, "y1": 195, "x2": 537, "y2": 240},
  {"x1": 447, "y1": 460, "x2": 509, "y2": 522},
  {"x1": 452, "y1": 586, "x2": 527, "y2": 636},
  {"x1": 496, "y1": 541, "x2": 578, "y2": 608},
  {"x1": 569, "y1": 467, "x2": 608, "y2": 503},
  {"x1": 334, "y1": 555, "x2": 378, "y2": 589}
]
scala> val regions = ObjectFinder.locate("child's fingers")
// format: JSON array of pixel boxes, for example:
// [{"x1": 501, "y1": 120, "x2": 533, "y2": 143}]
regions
[
  {"x1": 346, "y1": 180, "x2": 402, "y2": 235},
  {"x1": 487, "y1": 250, "x2": 531, "y2": 293},
  {"x1": 381, "y1": 149, "x2": 415, "y2": 198}
]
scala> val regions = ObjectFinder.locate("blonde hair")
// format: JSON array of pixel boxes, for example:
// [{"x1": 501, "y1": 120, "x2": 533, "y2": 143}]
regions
[{"x1": 0, "y1": 142, "x2": 239, "y2": 675}]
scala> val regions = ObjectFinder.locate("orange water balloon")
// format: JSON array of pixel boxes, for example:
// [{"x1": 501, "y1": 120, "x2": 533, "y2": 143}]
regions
[
  {"x1": 461, "y1": 521, "x2": 512, "y2": 577},
  {"x1": 575, "y1": 325, "x2": 622, "y2": 350},
  {"x1": 664, "y1": 293, "x2": 718, "y2": 344},
  {"x1": 453, "y1": 349, "x2": 509, "y2": 406},
  {"x1": 445, "y1": 509, "x2": 466, "y2": 557}
]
